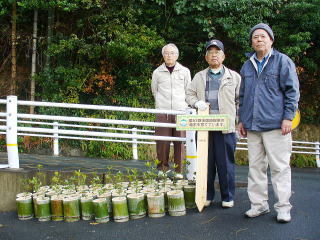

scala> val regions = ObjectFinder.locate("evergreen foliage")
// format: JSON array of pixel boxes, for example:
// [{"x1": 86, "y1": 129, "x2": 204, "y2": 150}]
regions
[{"x1": 0, "y1": 0, "x2": 318, "y2": 160}]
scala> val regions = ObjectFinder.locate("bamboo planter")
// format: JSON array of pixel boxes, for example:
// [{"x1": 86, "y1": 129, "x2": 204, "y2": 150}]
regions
[
  {"x1": 98, "y1": 192, "x2": 112, "y2": 218},
  {"x1": 127, "y1": 193, "x2": 146, "y2": 219},
  {"x1": 112, "y1": 197, "x2": 129, "y2": 222},
  {"x1": 16, "y1": 173, "x2": 196, "y2": 223},
  {"x1": 167, "y1": 190, "x2": 186, "y2": 216},
  {"x1": 32, "y1": 193, "x2": 45, "y2": 219},
  {"x1": 147, "y1": 192, "x2": 165, "y2": 218},
  {"x1": 16, "y1": 195, "x2": 34, "y2": 220},
  {"x1": 139, "y1": 189, "x2": 153, "y2": 212},
  {"x1": 183, "y1": 185, "x2": 196, "y2": 209},
  {"x1": 80, "y1": 196, "x2": 94, "y2": 220},
  {"x1": 35, "y1": 196, "x2": 51, "y2": 221},
  {"x1": 159, "y1": 187, "x2": 171, "y2": 212},
  {"x1": 93, "y1": 198, "x2": 109, "y2": 223},
  {"x1": 50, "y1": 195, "x2": 64, "y2": 221},
  {"x1": 63, "y1": 196, "x2": 80, "y2": 222}
]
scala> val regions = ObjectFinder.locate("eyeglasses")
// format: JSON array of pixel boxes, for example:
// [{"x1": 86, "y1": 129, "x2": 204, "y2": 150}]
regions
[
  {"x1": 163, "y1": 51, "x2": 178, "y2": 56},
  {"x1": 206, "y1": 50, "x2": 223, "y2": 57}
]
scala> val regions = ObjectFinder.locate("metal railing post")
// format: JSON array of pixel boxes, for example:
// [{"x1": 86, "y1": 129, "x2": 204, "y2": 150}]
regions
[
  {"x1": 53, "y1": 121, "x2": 59, "y2": 156},
  {"x1": 185, "y1": 108, "x2": 197, "y2": 180},
  {"x1": 132, "y1": 127, "x2": 138, "y2": 160},
  {"x1": 316, "y1": 141, "x2": 320, "y2": 168},
  {"x1": 6, "y1": 96, "x2": 19, "y2": 168}
]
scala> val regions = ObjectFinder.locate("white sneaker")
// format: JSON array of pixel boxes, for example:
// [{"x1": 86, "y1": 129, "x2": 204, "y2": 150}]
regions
[
  {"x1": 245, "y1": 206, "x2": 270, "y2": 218},
  {"x1": 175, "y1": 173, "x2": 183, "y2": 179},
  {"x1": 277, "y1": 211, "x2": 291, "y2": 223},
  {"x1": 222, "y1": 200, "x2": 234, "y2": 208},
  {"x1": 204, "y1": 200, "x2": 213, "y2": 207}
]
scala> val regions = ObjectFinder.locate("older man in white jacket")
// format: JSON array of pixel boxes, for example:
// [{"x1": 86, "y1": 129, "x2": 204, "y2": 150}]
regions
[{"x1": 151, "y1": 43, "x2": 191, "y2": 178}]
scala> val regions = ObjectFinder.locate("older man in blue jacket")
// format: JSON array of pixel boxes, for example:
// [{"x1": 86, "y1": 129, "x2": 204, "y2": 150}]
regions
[{"x1": 238, "y1": 23, "x2": 300, "y2": 223}]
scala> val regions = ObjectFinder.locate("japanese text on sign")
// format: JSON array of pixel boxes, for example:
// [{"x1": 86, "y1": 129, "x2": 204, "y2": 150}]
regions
[{"x1": 176, "y1": 114, "x2": 230, "y2": 131}]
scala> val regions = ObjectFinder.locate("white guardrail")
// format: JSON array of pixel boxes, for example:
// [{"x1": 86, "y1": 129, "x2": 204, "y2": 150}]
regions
[
  {"x1": 0, "y1": 96, "x2": 198, "y2": 180},
  {"x1": 0, "y1": 96, "x2": 319, "y2": 173}
]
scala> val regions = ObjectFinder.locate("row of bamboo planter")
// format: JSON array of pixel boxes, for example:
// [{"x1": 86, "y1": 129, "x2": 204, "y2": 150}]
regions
[{"x1": 16, "y1": 179, "x2": 196, "y2": 223}]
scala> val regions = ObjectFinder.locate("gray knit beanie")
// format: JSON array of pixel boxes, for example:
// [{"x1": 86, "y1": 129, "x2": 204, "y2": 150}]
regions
[{"x1": 249, "y1": 23, "x2": 274, "y2": 42}]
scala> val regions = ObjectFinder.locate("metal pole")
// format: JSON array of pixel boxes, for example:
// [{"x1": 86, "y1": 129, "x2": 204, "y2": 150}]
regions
[
  {"x1": 185, "y1": 108, "x2": 197, "y2": 180},
  {"x1": 132, "y1": 128, "x2": 138, "y2": 160},
  {"x1": 316, "y1": 141, "x2": 320, "y2": 168},
  {"x1": 6, "y1": 95, "x2": 19, "y2": 168},
  {"x1": 53, "y1": 121, "x2": 59, "y2": 156}
]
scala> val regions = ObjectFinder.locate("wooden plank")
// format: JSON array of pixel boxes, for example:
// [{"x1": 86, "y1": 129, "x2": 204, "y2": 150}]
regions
[{"x1": 195, "y1": 107, "x2": 209, "y2": 212}]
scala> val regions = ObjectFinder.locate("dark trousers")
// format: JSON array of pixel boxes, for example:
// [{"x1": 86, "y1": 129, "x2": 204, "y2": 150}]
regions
[
  {"x1": 155, "y1": 114, "x2": 185, "y2": 173},
  {"x1": 207, "y1": 131, "x2": 236, "y2": 202}
]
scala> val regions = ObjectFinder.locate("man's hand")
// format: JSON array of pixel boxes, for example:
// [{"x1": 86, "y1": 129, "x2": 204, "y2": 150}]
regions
[
  {"x1": 281, "y1": 119, "x2": 292, "y2": 135},
  {"x1": 195, "y1": 101, "x2": 208, "y2": 111},
  {"x1": 238, "y1": 122, "x2": 247, "y2": 138}
]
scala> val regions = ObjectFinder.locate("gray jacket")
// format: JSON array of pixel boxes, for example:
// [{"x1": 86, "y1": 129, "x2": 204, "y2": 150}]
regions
[
  {"x1": 239, "y1": 49, "x2": 300, "y2": 131},
  {"x1": 186, "y1": 66, "x2": 241, "y2": 133},
  {"x1": 151, "y1": 62, "x2": 191, "y2": 111}
]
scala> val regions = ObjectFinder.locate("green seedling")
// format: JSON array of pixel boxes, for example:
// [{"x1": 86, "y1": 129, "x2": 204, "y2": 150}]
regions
[
  {"x1": 51, "y1": 171, "x2": 63, "y2": 193},
  {"x1": 29, "y1": 164, "x2": 46, "y2": 193},
  {"x1": 73, "y1": 169, "x2": 87, "y2": 186}
]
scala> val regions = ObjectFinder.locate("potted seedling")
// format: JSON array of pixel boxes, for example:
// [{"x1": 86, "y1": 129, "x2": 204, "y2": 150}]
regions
[
  {"x1": 35, "y1": 196, "x2": 51, "y2": 221},
  {"x1": 63, "y1": 194, "x2": 80, "y2": 222},
  {"x1": 143, "y1": 161, "x2": 157, "y2": 188},
  {"x1": 167, "y1": 188, "x2": 186, "y2": 216},
  {"x1": 112, "y1": 171, "x2": 129, "y2": 222},
  {"x1": 73, "y1": 170, "x2": 88, "y2": 192},
  {"x1": 50, "y1": 171, "x2": 64, "y2": 221},
  {"x1": 67, "y1": 170, "x2": 91, "y2": 221},
  {"x1": 16, "y1": 177, "x2": 33, "y2": 220},
  {"x1": 146, "y1": 160, "x2": 165, "y2": 218},
  {"x1": 62, "y1": 174, "x2": 80, "y2": 222},
  {"x1": 50, "y1": 171, "x2": 63, "y2": 194},
  {"x1": 112, "y1": 171, "x2": 126, "y2": 198},
  {"x1": 166, "y1": 163, "x2": 186, "y2": 216},
  {"x1": 171, "y1": 164, "x2": 183, "y2": 190},
  {"x1": 182, "y1": 160, "x2": 196, "y2": 209},
  {"x1": 112, "y1": 196, "x2": 129, "y2": 222},
  {"x1": 17, "y1": 177, "x2": 32, "y2": 198},
  {"x1": 29, "y1": 165, "x2": 51, "y2": 221},
  {"x1": 127, "y1": 168, "x2": 146, "y2": 219},
  {"x1": 80, "y1": 194, "x2": 94, "y2": 221},
  {"x1": 90, "y1": 172, "x2": 103, "y2": 193},
  {"x1": 30, "y1": 165, "x2": 46, "y2": 193},
  {"x1": 93, "y1": 197, "x2": 109, "y2": 223},
  {"x1": 104, "y1": 166, "x2": 114, "y2": 190},
  {"x1": 63, "y1": 175, "x2": 76, "y2": 195}
]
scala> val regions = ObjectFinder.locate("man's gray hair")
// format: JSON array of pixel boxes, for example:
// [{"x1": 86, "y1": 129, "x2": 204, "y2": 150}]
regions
[{"x1": 162, "y1": 43, "x2": 179, "y2": 56}]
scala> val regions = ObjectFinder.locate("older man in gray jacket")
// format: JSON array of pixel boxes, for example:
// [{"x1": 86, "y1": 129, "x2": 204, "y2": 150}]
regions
[
  {"x1": 186, "y1": 39, "x2": 241, "y2": 208},
  {"x1": 151, "y1": 43, "x2": 191, "y2": 178}
]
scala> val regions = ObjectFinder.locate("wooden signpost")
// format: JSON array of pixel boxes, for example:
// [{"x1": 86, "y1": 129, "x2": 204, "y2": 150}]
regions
[
  {"x1": 176, "y1": 108, "x2": 230, "y2": 212},
  {"x1": 195, "y1": 107, "x2": 209, "y2": 212}
]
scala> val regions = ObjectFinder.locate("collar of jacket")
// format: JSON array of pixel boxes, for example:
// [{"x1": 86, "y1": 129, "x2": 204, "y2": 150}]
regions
[
  {"x1": 200, "y1": 65, "x2": 233, "y2": 87},
  {"x1": 245, "y1": 48, "x2": 279, "y2": 59},
  {"x1": 158, "y1": 62, "x2": 183, "y2": 72}
]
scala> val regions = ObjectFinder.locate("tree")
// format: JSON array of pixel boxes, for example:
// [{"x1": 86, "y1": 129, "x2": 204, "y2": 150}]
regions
[{"x1": 10, "y1": 0, "x2": 17, "y2": 95}]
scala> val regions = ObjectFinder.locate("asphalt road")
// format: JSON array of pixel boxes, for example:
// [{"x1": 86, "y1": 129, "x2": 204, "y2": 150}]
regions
[{"x1": 0, "y1": 163, "x2": 319, "y2": 240}]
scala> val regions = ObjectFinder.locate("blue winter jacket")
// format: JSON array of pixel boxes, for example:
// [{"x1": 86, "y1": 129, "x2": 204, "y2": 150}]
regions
[{"x1": 239, "y1": 49, "x2": 300, "y2": 131}]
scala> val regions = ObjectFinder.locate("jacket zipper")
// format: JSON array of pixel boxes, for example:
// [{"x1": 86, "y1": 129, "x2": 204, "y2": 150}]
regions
[{"x1": 170, "y1": 71, "x2": 173, "y2": 110}]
